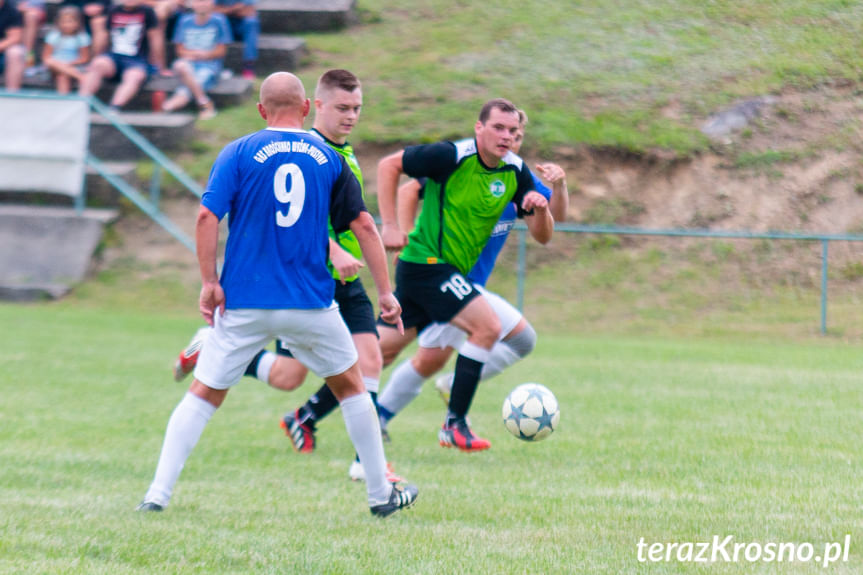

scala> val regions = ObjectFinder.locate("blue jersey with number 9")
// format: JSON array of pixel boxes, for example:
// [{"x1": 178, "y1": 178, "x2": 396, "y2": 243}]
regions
[{"x1": 202, "y1": 128, "x2": 366, "y2": 310}]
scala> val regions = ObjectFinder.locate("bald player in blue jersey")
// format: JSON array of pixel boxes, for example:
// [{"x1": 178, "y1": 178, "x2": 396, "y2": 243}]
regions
[
  {"x1": 376, "y1": 109, "x2": 568, "y2": 434},
  {"x1": 136, "y1": 72, "x2": 417, "y2": 518}
]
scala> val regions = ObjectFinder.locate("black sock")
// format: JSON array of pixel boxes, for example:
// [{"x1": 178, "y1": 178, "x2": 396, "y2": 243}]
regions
[
  {"x1": 243, "y1": 350, "x2": 266, "y2": 378},
  {"x1": 304, "y1": 382, "x2": 339, "y2": 422},
  {"x1": 447, "y1": 354, "x2": 483, "y2": 421}
]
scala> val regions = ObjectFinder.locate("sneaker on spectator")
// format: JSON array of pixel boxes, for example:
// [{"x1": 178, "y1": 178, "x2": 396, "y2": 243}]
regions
[
  {"x1": 241, "y1": 68, "x2": 255, "y2": 81},
  {"x1": 197, "y1": 99, "x2": 217, "y2": 120}
]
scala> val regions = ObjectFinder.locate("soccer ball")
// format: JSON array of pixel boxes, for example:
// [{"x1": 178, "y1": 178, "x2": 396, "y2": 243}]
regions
[{"x1": 502, "y1": 383, "x2": 560, "y2": 441}]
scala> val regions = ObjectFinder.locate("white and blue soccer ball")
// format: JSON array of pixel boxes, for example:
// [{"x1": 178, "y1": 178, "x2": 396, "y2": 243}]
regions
[{"x1": 502, "y1": 383, "x2": 560, "y2": 441}]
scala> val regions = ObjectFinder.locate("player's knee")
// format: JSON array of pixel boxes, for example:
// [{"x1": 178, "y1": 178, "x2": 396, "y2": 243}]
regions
[
  {"x1": 473, "y1": 315, "x2": 502, "y2": 348},
  {"x1": 358, "y1": 349, "x2": 383, "y2": 378},
  {"x1": 504, "y1": 322, "x2": 536, "y2": 358},
  {"x1": 412, "y1": 353, "x2": 447, "y2": 378}
]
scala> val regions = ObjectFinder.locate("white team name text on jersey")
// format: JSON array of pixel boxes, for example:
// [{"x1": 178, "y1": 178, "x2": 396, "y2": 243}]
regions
[{"x1": 254, "y1": 140, "x2": 329, "y2": 165}]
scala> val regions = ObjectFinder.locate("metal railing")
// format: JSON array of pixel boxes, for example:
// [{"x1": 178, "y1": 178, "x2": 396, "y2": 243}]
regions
[
  {"x1": 0, "y1": 90, "x2": 200, "y2": 252},
  {"x1": 514, "y1": 223, "x2": 863, "y2": 334}
]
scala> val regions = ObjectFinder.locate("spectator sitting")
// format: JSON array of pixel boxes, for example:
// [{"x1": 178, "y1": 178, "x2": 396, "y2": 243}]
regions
[
  {"x1": 60, "y1": 0, "x2": 110, "y2": 55},
  {"x1": 0, "y1": 0, "x2": 25, "y2": 91},
  {"x1": 213, "y1": 0, "x2": 256, "y2": 80},
  {"x1": 42, "y1": 6, "x2": 91, "y2": 94},
  {"x1": 162, "y1": 0, "x2": 230, "y2": 119},
  {"x1": 141, "y1": 0, "x2": 180, "y2": 72},
  {"x1": 13, "y1": 0, "x2": 43, "y2": 68},
  {"x1": 78, "y1": 0, "x2": 164, "y2": 111}
]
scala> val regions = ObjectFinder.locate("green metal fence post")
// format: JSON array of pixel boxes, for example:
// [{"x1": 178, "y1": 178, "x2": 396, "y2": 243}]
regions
[{"x1": 821, "y1": 239, "x2": 828, "y2": 335}]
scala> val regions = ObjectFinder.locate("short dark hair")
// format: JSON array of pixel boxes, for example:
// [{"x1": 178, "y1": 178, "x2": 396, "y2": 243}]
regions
[
  {"x1": 478, "y1": 98, "x2": 518, "y2": 124},
  {"x1": 316, "y1": 69, "x2": 361, "y2": 97}
]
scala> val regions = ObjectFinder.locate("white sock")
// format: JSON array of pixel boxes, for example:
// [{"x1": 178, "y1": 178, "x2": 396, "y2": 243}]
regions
[
  {"x1": 481, "y1": 342, "x2": 521, "y2": 380},
  {"x1": 340, "y1": 392, "x2": 390, "y2": 504},
  {"x1": 377, "y1": 360, "x2": 425, "y2": 419},
  {"x1": 143, "y1": 392, "x2": 216, "y2": 506},
  {"x1": 362, "y1": 375, "x2": 379, "y2": 394},
  {"x1": 256, "y1": 351, "x2": 277, "y2": 384}
]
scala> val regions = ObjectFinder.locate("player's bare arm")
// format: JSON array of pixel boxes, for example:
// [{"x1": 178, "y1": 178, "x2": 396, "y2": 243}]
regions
[
  {"x1": 535, "y1": 162, "x2": 569, "y2": 222},
  {"x1": 522, "y1": 191, "x2": 553, "y2": 245},
  {"x1": 349, "y1": 211, "x2": 404, "y2": 333},
  {"x1": 195, "y1": 205, "x2": 224, "y2": 325},
  {"x1": 329, "y1": 238, "x2": 363, "y2": 285},
  {"x1": 377, "y1": 150, "x2": 408, "y2": 251},
  {"x1": 396, "y1": 179, "x2": 422, "y2": 234}
]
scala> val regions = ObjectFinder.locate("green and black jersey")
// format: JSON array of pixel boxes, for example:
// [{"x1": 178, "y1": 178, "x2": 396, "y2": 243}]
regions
[
  {"x1": 311, "y1": 128, "x2": 364, "y2": 283},
  {"x1": 400, "y1": 138, "x2": 534, "y2": 276}
]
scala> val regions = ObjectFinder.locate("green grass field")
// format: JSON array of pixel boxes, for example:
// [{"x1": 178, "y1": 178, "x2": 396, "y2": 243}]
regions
[{"x1": 3, "y1": 300, "x2": 863, "y2": 574}]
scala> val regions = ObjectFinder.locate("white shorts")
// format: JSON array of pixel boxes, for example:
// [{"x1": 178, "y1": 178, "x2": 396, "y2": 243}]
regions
[
  {"x1": 417, "y1": 286, "x2": 523, "y2": 350},
  {"x1": 194, "y1": 304, "x2": 357, "y2": 390}
]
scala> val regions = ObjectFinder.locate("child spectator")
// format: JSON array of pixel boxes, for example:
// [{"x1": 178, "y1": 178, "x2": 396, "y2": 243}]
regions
[
  {"x1": 13, "y1": 0, "x2": 43, "y2": 68},
  {"x1": 0, "y1": 0, "x2": 25, "y2": 91},
  {"x1": 162, "y1": 0, "x2": 230, "y2": 119},
  {"x1": 60, "y1": 0, "x2": 111, "y2": 55},
  {"x1": 78, "y1": 0, "x2": 164, "y2": 111},
  {"x1": 42, "y1": 6, "x2": 91, "y2": 94},
  {"x1": 213, "y1": 0, "x2": 256, "y2": 79}
]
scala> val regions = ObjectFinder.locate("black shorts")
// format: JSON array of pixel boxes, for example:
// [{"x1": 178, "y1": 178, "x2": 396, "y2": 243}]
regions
[
  {"x1": 277, "y1": 277, "x2": 377, "y2": 357},
  {"x1": 378, "y1": 260, "x2": 480, "y2": 333}
]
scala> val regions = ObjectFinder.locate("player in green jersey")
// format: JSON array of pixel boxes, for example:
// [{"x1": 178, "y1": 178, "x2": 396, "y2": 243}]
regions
[
  {"x1": 172, "y1": 69, "x2": 404, "y2": 482},
  {"x1": 376, "y1": 98, "x2": 554, "y2": 452}
]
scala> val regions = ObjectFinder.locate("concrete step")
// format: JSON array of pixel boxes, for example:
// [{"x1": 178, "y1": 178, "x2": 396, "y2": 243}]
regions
[
  {"x1": 227, "y1": 35, "x2": 308, "y2": 75},
  {"x1": 0, "y1": 162, "x2": 140, "y2": 208},
  {"x1": 85, "y1": 161, "x2": 140, "y2": 206},
  {"x1": 89, "y1": 111, "x2": 196, "y2": 160},
  {"x1": 162, "y1": 35, "x2": 307, "y2": 77},
  {"x1": 20, "y1": 70, "x2": 254, "y2": 111},
  {"x1": 0, "y1": 204, "x2": 118, "y2": 300},
  {"x1": 258, "y1": 0, "x2": 357, "y2": 34}
]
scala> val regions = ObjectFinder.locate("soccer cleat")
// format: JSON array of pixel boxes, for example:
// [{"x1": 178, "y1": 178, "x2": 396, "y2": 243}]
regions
[
  {"x1": 280, "y1": 409, "x2": 316, "y2": 453},
  {"x1": 369, "y1": 483, "x2": 419, "y2": 518},
  {"x1": 135, "y1": 500, "x2": 164, "y2": 512},
  {"x1": 438, "y1": 417, "x2": 491, "y2": 452},
  {"x1": 348, "y1": 460, "x2": 404, "y2": 483},
  {"x1": 434, "y1": 373, "x2": 453, "y2": 405},
  {"x1": 380, "y1": 425, "x2": 391, "y2": 444},
  {"x1": 173, "y1": 326, "x2": 210, "y2": 382}
]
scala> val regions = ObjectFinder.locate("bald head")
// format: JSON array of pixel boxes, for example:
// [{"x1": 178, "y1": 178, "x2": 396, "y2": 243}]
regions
[{"x1": 257, "y1": 72, "x2": 310, "y2": 127}]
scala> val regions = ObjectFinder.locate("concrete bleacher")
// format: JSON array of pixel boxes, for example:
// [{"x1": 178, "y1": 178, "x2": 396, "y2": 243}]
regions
[
  {"x1": 0, "y1": 205, "x2": 118, "y2": 300},
  {"x1": 0, "y1": 0, "x2": 358, "y2": 299}
]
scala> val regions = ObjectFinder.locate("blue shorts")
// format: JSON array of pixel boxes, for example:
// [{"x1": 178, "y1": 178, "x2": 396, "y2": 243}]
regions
[{"x1": 108, "y1": 53, "x2": 149, "y2": 81}]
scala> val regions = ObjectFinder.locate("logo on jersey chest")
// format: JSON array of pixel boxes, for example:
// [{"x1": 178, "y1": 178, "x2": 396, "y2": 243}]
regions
[{"x1": 489, "y1": 180, "x2": 505, "y2": 198}]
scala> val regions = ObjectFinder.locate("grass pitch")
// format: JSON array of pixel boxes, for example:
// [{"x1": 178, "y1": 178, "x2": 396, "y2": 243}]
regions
[{"x1": 2, "y1": 301, "x2": 863, "y2": 574}]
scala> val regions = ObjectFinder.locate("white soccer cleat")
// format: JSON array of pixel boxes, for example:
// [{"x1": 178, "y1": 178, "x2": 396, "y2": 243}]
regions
[
  {"x1": 348, "y1": 460, "x2": 403, "y2": 483},
  {"x1": 434, "y1": 373, "x2": 453, "y2": 405}
]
